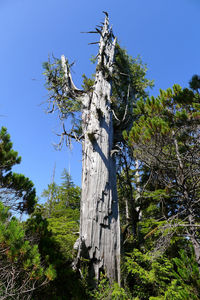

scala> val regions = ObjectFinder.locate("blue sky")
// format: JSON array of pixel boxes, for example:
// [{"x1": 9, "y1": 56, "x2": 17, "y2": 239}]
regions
[{"x1": 0, "y1": 0, "x2": 199, "y2": 202}]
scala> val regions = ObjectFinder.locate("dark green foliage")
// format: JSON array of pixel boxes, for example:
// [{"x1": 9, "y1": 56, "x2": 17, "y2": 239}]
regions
[
  {"x1": 42, "y1": 24, "x2": 199, "y2": 298},
  {"x1": 111, "y1": 44, "x2": 154, "y2": 144},
  {"x1": 0, "y1": 201, "x2": 55, "y2": 299},
  {"x1": 124, "y1": 249, "x2": 173, "y2": 299},
  {"x1": 26, "y1": 204, "x2": 86, "y2": 300},
  {"x1": 0, "y1": 126, "x2": 21, "y2": 170},
  {"x1": 43, "y1": 45, "x2": 153, "y2": 147},
  {"x1": 189, "y1": 74, "x2": 200, "y2": 93},
  {"x1": 127, "y1": 85, "x2": 200, "y2": 226},
  {"x1": 41, "y1": 169, "x2": 80, "y2": 259},
  {"x1": 120, "y1": 79, "x2": 200, "y2": 299},
  {"x1": 0, "y1": 126, "x2": 36, "y2": 214},
  {"x1": 122, "y1": 249, "x2": 200, "y2": 300},
  {"x1": 113, "y1": 44, "x2": 153, "y2": 102},
  {"x1": 90, "y1": 274, "x2": 129, "y2": 300},
  {"x1": 168, "y1": 249, "x2": 200, "y2": 299},
  {"x1": 25, "y1": 170, "x2": 87, "y2": 299}
]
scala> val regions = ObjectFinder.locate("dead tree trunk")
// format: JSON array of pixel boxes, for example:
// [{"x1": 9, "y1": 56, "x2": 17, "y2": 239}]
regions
[{"x1": 73, "y1": 16, "x2": 120, "y2": 283}]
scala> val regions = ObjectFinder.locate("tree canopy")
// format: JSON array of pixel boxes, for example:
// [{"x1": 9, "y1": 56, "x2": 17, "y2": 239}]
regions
[{"x1": 0, "y1": 127, "x2": 36, "y2": 214}]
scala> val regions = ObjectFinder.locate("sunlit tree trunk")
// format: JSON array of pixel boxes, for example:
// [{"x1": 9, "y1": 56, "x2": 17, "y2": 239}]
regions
[{"x1": 74, "y1": 16, "x2": 120, "y2": 284}]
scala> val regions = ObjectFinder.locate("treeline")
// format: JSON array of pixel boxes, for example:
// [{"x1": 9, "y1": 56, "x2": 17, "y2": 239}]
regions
[
  {"x1": 92, "y1": 75, "x2": 200, "y2": 299},
  {"x1": 0, "y1": 74, "x2": 200, "y2": 298},
  {"x1": 0, "y1": 126, "x2": 85, "y2": 299}
]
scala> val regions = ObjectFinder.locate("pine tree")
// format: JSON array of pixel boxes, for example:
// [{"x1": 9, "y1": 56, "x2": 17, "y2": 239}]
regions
[
  {"x1": 0, "y1": 201, "x2": 55, "y2": 299},
  {"x1": 126, "y1": 82, "x2": 200, "y2": 267},
  {"x1": 0, "y1": 126, "x2": 36, "y2": 214}
]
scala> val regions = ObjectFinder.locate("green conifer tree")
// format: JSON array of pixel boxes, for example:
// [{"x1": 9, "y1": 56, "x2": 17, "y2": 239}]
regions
[
  {"x1": 0, "y1": 126, "x2": 36, "y2": 214},
  {"x1": 0, "y1": 201, "x2": 55, "y2": 299}
]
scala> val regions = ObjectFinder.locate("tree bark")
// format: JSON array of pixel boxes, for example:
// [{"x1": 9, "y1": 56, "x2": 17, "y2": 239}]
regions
[{"x1": 74, "y1": 16, "x2": 120, "y2": 284}]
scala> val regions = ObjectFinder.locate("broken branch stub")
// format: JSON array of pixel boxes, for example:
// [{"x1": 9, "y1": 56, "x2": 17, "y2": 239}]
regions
[
  {"x1": 73, "y1": 15, "x2": 121, "y2": 284},
  {"x1": 60, "y1": 55, "x2": 84, "y2": 98}
]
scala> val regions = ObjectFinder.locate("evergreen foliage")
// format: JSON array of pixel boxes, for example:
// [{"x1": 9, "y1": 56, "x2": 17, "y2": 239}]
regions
[
  {"x1": 42, "y1": 44, "x2": 153, "y2": 147},
  {"x1": 25, "y1": 204, "x2": 86, "y2": 299},
  {"x1": 125, "y1": 84, "x2": 200, "y2": 255},
  {"x1": 90, "y1": 274, "x2": 129, "y2": 300},
  {"x1": 1, "y1": 16, "x2": 200, "y2": 298},
  {"x1": 124, "y1": 250, "x2": 174, "y2": 299},
  {"x1": 42, "y1": 26, "x2": 200, "y2": 296},
  {"x1": 24, "y1": 170, "x2": 87, "y2": 299},
  {"x1": 118, "y1": 78, "x2": 200, "y2": 299},
  {"x1": 0, "y1": 126, "x2": 36, "y2": 214},
  {"x1": 0, "y1": 201, "x2": 55, "y2": 299},
  {"x1": 41, "y1": 169, "x2": 80, "y2": 259}
]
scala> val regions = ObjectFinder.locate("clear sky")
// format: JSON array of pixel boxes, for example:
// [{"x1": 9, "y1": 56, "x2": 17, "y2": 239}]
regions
[{"x1": 0, "y1": 0, "x2": 199, "y2": 202}]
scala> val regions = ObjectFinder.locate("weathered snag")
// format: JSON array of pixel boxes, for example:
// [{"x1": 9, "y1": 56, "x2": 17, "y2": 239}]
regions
[{"x1": 74, "y1": 15, "x2": 120, "y2": 284}]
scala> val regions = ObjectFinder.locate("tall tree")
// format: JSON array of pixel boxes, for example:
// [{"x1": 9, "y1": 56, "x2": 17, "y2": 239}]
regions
[
  {"x1": 126, "y1": 83, "x2": 200, "y2": 268},
  {"x1": 0, "y1": 126, "x2": 36, "y2": 214},
  {"x1": 43, "y1": 14, "x2": 152, "y2": 283}
]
